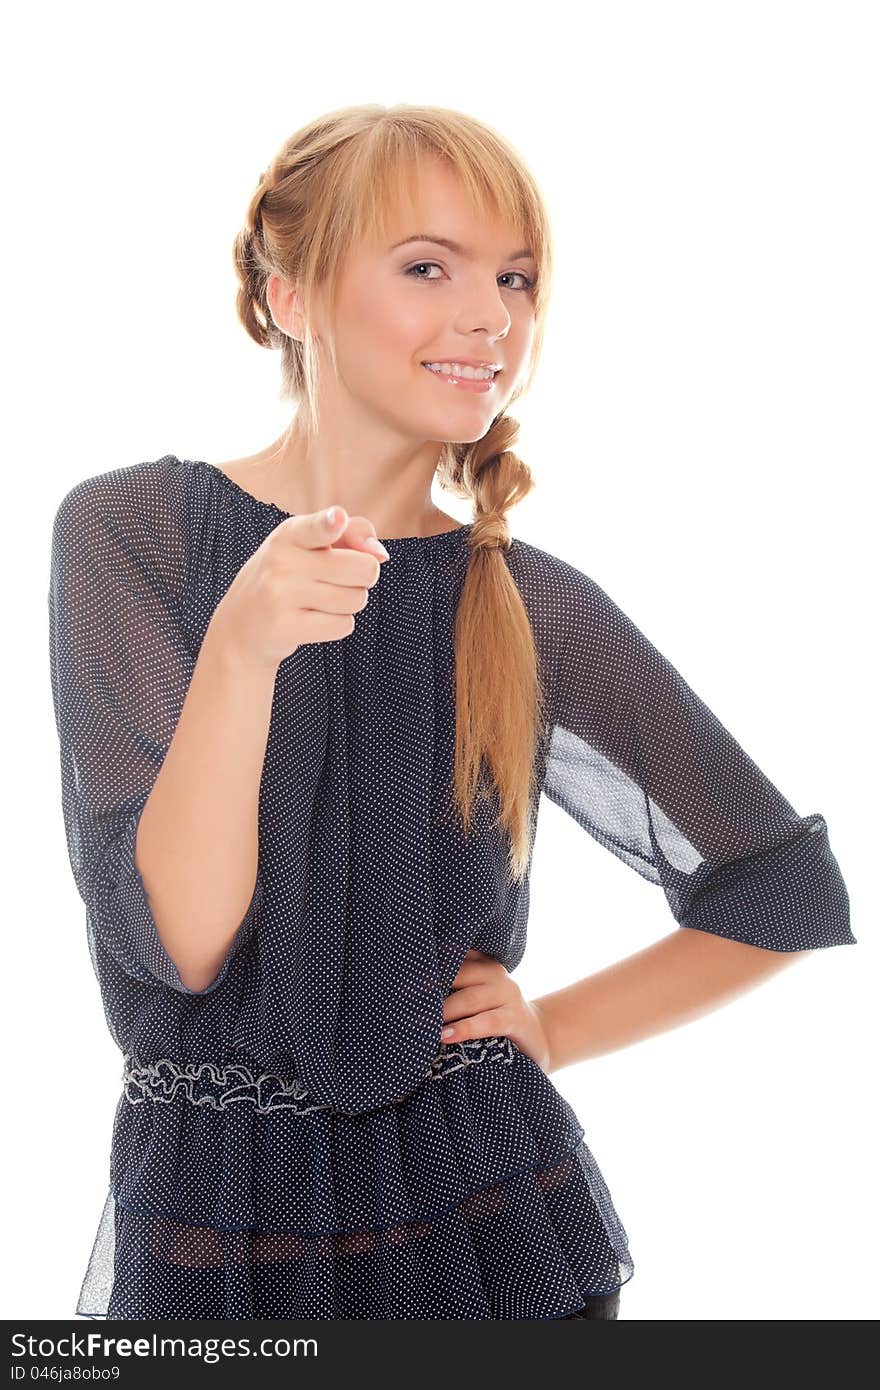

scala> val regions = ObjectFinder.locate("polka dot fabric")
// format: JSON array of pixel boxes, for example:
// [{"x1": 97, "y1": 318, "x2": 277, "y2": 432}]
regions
[{"x1": 47, "y1": 455, "x2": 854, "y2": 1320}]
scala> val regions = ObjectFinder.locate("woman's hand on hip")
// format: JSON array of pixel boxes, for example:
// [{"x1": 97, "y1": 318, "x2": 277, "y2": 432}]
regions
[{"x1": 440, "y1": 949, "x2": 552, "y2": 1072}]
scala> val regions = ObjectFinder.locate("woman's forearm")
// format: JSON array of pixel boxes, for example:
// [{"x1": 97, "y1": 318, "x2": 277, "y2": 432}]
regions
[{"x1": 533, "y1": 927, "x2": 813, "y2": 1073}]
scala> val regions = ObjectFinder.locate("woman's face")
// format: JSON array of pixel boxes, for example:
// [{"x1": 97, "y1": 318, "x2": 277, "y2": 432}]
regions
[{"x1": 300, "y1": 159, "x2": 538, "y2": 447}]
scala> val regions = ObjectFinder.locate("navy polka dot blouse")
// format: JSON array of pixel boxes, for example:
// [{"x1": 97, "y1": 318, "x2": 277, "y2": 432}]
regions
[{"x1": 47, "y1": 454, "x2": 855, "y2": 1320}]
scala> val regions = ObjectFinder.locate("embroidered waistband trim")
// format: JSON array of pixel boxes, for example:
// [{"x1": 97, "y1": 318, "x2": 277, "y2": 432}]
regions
[{"x1": 120, "y1": 1036, "x2": 516, "y2": 1115}]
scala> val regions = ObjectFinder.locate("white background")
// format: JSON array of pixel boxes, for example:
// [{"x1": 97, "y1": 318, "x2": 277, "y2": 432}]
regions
[{"x1": 5, "y1": 0, "x2": 876, "y2": 1321}]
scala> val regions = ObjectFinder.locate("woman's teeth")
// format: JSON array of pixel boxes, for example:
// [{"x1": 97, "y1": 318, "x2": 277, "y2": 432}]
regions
[{"x1": 422, "y1": 362, "x2": 497, "y2": 380}]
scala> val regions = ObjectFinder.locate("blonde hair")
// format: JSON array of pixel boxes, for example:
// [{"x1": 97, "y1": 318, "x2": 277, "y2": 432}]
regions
[{"x1": 233, "y1": 103, "x2": 555, "y2": 882}]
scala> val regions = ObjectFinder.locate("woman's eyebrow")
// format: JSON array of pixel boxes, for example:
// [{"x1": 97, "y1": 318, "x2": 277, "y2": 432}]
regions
[{"x1": 391, "y1": 233, "x2": 536, "y2": 261}]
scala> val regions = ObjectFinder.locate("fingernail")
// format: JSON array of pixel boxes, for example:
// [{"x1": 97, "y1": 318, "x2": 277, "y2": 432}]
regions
[
  {"x1": 364, "y1": 537, "x2": 391, "y2": 560},
  {"x1": 325, "y1": 506, "x2": 339, "y2": 527},
  {"x1": 440, "y1": 1025, "x2": 454, "y2": 1039}
]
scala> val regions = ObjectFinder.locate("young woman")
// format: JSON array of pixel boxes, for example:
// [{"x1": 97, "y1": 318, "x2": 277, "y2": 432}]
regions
[{"x1": 48, "y1": 103, "x2": 855, "y2": 1321}]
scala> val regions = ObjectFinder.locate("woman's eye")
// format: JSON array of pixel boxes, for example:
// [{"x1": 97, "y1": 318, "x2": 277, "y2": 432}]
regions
[{"x1": 405, "y1": 261, "x2": 534, "y2": 292}]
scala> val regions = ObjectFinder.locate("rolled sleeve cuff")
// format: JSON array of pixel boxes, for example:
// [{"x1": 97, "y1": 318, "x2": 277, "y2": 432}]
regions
[
  {"x1": 678, "y1": 815, "x2": 856, "y2": 952},
  {"x1": 93, "y1": 800, "x2": 264, "y2": 993}
]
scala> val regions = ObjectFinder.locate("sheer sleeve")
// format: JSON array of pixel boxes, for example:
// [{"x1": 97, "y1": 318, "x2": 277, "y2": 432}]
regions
[
  {"x1": 541, "y1": 557, "x2": 855, "y2": 952},
  {"x1": 47, "y1": 461, "x2": 263, "y2": 994}
]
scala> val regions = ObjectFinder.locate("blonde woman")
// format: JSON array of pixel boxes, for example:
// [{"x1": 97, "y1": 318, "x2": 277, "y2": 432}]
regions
[{"x1": 48, "y1": 104, "x2": 855, "y2": 1321}]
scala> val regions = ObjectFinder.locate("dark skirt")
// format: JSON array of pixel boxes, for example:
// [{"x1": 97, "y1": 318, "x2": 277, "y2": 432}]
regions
[{"x1": 563, "y1": 1286, "x2": 621, "y2": 1320}]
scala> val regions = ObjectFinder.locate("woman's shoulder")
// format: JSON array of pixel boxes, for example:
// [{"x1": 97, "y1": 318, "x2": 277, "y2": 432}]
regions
[
  {"x1": 506, "y1": 533, "x2": 609, "y2": 622},
  {"x1": 52, "y1": 452, "x2": 200, "y2": 525},
  {"x1": 50, "y1": 454, "x2": 213, "y2": 609}
]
